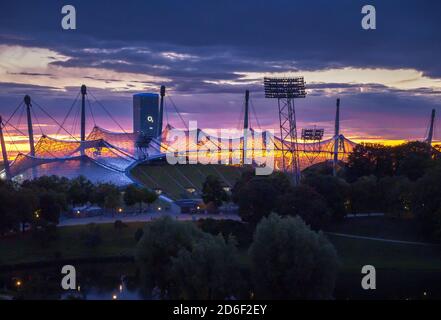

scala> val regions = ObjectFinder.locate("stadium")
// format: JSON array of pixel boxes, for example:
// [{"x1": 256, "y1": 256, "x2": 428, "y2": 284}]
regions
[{"x1": 0, "y1": 80, "x2": 380, "y2": 202}]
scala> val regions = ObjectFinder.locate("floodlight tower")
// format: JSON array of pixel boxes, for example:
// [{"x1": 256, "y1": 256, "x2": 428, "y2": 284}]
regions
[
  {"x1": 80, "y1": 85, "x2": 87, "y2": 143},
  {"x1": 301, "y1": 127, "x2": 324, "y2": 163},
  {"x1": 24, "y1": 95, "x2": 35, "y2": 156},
  {"x1": 264, "y1": 77, "x2": 306, "y2": 184},
  {"x1": 242, "y1": 89, "x2": 250, "y2": 165},
  {"x1": 0, "y1": 116, "x2": 11, "y2": 180},
  {"x1": 158, "y1": 85, "x2": 166, "y2": 138},
  {"x1": 333, "y1": 98, "x2": 341, "y2": 177},
  {"x1": 426, "y1": 109, "x2": 436, "y2": 145}
]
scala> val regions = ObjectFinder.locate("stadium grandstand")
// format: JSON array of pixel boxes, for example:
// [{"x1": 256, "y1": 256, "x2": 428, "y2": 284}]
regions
[{"x1": 4, "y1": 81, "x2": 420, "y2": 201}]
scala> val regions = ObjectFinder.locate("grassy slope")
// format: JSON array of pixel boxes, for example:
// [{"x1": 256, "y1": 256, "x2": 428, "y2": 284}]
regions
[
  {"x1": 1, "y1": 219, "x2": 441, "y2": 273},
  {"x1": 131, "y1": 163, "x2": 248, "y2": 199},
  {"x1": 0, "y1": 223, "x2": 144, "y2": 266}
]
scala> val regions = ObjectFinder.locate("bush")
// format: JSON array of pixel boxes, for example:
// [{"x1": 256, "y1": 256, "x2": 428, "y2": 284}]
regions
[
  {"x1": 275, "y1": 185, "x2": 330, "y2": 230},
  {"x1": 196, "y1": 218, "x2": 253, "y2": 248},
  {"x1": 170, "y1": 234, "x2": 245, "y2": 299},
  {"x1": 135, "y1": 216, "x2": 206, "y2": 297},
  {"x1": 249, "y1": 214, "x2": 339, "y2": 299},
  {"x1": 114, "y1": 220, "x2": 128, "y2": 231}
]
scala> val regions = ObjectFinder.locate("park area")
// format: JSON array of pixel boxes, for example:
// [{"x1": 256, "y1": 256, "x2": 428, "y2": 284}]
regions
[{"x1": 1, "y1": 215, "x2": 441, "y2": 299}]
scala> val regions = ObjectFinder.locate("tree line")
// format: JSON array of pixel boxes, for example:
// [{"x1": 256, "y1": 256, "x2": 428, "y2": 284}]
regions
[
  {"x1": 210, "y1": 141, "x2": 441, "y2": 241},
  {"x1": 0, "y1": 175, "x2": 157, "y2": 236}
]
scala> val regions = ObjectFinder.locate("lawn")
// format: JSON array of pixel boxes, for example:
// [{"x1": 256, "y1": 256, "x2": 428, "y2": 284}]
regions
[
  {"x1": 325, "y1": 216, "x2": 427, "y2": 242},
  {"x1": 1, "y1": 219, "x2": 441, "y2": 299},
  {"x1": 0, "y1": 222, "x2": 145, "y2": 266}
]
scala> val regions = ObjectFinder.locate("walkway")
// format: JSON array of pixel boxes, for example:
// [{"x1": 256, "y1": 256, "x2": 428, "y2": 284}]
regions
[{"x1": 59, "y1": 212, "x2": 241, "y2": 227}]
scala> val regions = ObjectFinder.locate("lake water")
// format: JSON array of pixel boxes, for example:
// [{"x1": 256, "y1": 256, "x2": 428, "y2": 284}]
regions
[{"x1": 1, "y1": 262, "x2": 441, "y2": 300}]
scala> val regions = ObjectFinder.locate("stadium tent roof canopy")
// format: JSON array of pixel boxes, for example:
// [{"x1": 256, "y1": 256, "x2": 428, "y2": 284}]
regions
[{"x1": 3, "y1": 124, "x2": 356, "y2": 185}]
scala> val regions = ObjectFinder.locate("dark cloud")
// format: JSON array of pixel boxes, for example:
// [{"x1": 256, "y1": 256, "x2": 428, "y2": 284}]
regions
[{"x1": 0, "y1": 0, "x2": 440, "y2": 140}]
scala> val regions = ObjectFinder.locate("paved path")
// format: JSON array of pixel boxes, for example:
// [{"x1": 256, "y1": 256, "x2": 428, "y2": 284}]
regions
[
  {"x1": 59, "y1": 212, "x2": 241, "y2": 227},
  {"x1": 326, "y1": 232, "x2": 440, "y2": 246}
]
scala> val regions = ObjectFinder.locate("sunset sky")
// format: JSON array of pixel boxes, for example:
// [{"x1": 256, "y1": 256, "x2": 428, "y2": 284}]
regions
[{"x1": 1, "y1": 0, "x2": 440, "y2": 154}]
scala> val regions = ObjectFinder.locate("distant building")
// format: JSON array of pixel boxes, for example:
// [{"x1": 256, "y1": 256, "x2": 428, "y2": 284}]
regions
[{"x1": 133, "y1": 93, "x2": 159, "y2": 137}]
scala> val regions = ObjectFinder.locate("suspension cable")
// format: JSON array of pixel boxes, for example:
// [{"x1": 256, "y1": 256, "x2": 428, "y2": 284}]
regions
[
  {"x1": 56, "y1": 91, "x2": 80, "y2": 138},
  {"x1": 71, "y1": 102, "x2": 81, "y2": 137},
  {"x1": 88, "y1": 89, "x2": 129, "y2": 135},
  {"x1": 5, "y1": 120, "x2": 58, "y2": 158},
  {"x1": 16, "y1": 104, "x2": 25, "y2": 133},
  {"x1": 250, "y1": 98, "x2": 262, "y2": 130},
  {"x1": 3, "y1": 124, "x2": 21, "y2": 154},
  {"x1": 86, "y1": 95, "x2": 97, "y2": 127},
  {"x1": 4, "y1": 101, "x2": 24, "y2": 127},
  {"x1": 31, "y1": 106, "x2": 45, "y2": 136},
  {"x1": 168, "y1": 96, "x2": 188, "y2": 130},
  {"x1": 31, "y1": 99, "x2": 79, "y2": 141}
]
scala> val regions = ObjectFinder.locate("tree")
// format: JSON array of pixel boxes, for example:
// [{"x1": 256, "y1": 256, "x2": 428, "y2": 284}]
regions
[
  {"x1": 170, "y1": 234, "x2": 245, "y2": 299},
  {"x1": 21, "y1": 175, "x2": 70, "y2": 194},
  {"x1": 302, "y1": 174, "x2": 350, "y2": 220},
  {"x1": 93, "y1": 183, "x2": 122, "y2": 213},
  {"x1": 67, "y1": 176, "x2": 94, "y2": 205},
  {"x1": 14, "y1": 187, "x2": 39, "y2": 232},
  {"x1": 0, "y1": 181, "x2": 19, "y2": 235},
  {"x1": 140, "y1": 187, "x2": 158, "y2": 210},
  {"x1": 346, "y1": 143, "x2": 394, "y2": 181},
  {"x1": 233, "y1": 177, "x2": 277, "y2": 225},
  {"x1": 124, "y1": 184, "x2": 143, "y2": 212},
  {"x1": 135, "y1": 216, "x2": 206, "y2": 297},
  {"x1": 275, "y1": 185, "x2": 330, "y2": 230},
  {"x1": 395, "y1": 141, "x2": 435, "y2": 181},
  {"x1": 411, "y1": 165, "x2": 441, "y2": 240},
  {"x1": 249, "y1": 214, "x2": 339, "y2": 299},
  {"x1": 37, "y1": 190, "x2": 67, "y2": 225},
  {"x1": 349, "y1": 175, "x2": 380, "y2": 214},
  {"x1": 201, "y1": 175, "x2": 228, "y2": 209},
  {"x1": 377, "y1": 176, "x2": 413, "y2": 217}
]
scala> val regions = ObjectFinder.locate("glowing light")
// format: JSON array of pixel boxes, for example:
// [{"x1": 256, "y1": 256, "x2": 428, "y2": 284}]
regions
[
  {"x1": 112, "y1": 294, "x2": 118, "y2": 300},
  {"x1": 15, "y1": 280, "x2": 22, "y2": 287},
  {"x1": 157, "y1": 207, "x2": 162, "y2": 211},
  {"x1": 118, "y1": 208, "x2": 123, "y2": 213}
]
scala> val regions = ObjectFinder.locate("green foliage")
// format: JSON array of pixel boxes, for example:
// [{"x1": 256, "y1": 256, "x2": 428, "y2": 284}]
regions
[
  {"x1": 377, "y1": 176, "x2": 413, "y2": 217},
  {"x1": 232, "y1": 171, "x2": 295, "y2": 225},
  {"x1": 346, "y1": 143, "x2": 394, "y2": 181},
  {"x1": 411, "y1": 165, "x2": 441, "y2": 240},
  {"x1": 123, "y1": 184, "x2": 157, "y2": 212},
  {"x1": 37, "y1": 190, "x2": 67, "y2": 225},
  {"x1": 170, "y1": 234, "x2": 245, "y2": 299},
  {"x1": 67, "y1": 175, "x2": 94, "y2": 205},
  {"x1": 0, "y1": 180, "x2": 19, "y2": 234},
  {"x1": 135, "y1": 216, "x2": 205, "y2": 296},
  {"x1": 196, "y1": 218, "x2": 253, "y2": 248},
  {"x1": 93, "y1": 182, "x2": 121, "y2": 211},
  {"x1": 275, "y1": 185, "x2": 330, "y2": 230},
  {"x1": 302, "y1": 174, "x2": 350, "y2": 220},
  {"x1": 346, "y1": 141, "x2": 436, "y2": 182},
  {"x1": 249, "y1": 214, "x2": 339, "y2": 299},
  {"x1": 201, "y1": 175, "x2": 228, "y2": 208},
  {"x1": 349, "y1": 175, "x2": 380, "y2": 213}
]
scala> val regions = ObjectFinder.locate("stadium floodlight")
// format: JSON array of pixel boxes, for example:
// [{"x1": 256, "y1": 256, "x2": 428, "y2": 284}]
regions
[
  {"x1": 301, "y1": 128, "x2": 324, "y2": 141},
  {"x1": 264, "y1": 77, "x2": 306, "y2": 184},
  {"x1": 264, "y1": 77, "x2": 306, "y2": 99}
]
